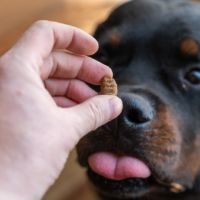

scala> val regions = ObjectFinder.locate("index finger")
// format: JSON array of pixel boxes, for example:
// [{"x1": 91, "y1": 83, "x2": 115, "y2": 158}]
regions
[{"x1": 11, "y1": 20, "x2": 98, "y2": 68}]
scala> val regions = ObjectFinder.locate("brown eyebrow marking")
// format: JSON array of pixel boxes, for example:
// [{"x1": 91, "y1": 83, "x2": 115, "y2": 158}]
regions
[
  {"x1": 108, "y1": 33, "x2": 122, "y2": 48},
  {"x1": 180, "y1": 38, "x2": 199, "y2": 56}
]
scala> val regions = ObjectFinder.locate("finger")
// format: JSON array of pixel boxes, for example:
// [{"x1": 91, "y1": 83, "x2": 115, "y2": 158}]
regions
[
  {"x1": 60, "y1": 95, "x2": 123, "y2": 150},
  {"x1": 45, "y1": 78, "x2": 98, "y2": 103},
  {"x1": 53, "y1": 97, "x2": 78, "y2": 108},
  {"x1": 41, "y1": 51, "x2": 113, "y2": 84},
  {"x1": 9, "y1": 21, "x2": 98, "y2": 73}
]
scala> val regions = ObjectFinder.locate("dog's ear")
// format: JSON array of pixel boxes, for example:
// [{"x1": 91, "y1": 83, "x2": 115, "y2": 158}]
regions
[{"x1": 180, "y1": 38, "x2": 199, "y2": 57}]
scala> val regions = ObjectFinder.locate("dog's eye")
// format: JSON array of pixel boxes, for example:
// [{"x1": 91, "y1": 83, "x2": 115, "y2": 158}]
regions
[{"x1": 185, "y1": 69, "x2": 200, "y2": 84}]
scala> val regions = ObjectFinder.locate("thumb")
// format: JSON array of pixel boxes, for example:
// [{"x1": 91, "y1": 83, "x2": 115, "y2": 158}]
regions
[{"x1": 61, "y1": 95, "x2": 122, "y2": 146}]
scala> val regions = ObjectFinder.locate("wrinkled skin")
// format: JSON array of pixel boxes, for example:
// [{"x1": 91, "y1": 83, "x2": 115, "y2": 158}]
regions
[{"x1": 77, "y1": 0, "x2": 200, "y2": 199}]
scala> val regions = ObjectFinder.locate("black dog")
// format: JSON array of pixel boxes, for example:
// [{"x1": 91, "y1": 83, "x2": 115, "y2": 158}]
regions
[{"x1": 77, "y1": 0, "x2": 200, "y2": 199}]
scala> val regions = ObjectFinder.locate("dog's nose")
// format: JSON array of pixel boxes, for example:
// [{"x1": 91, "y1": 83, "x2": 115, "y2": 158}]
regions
[
  {"x1": 104, "y1": 93, "x2": 154, "y2": 133},
  {"x1": 120, "y1": 93, "x2": 154, "y2": 125}
]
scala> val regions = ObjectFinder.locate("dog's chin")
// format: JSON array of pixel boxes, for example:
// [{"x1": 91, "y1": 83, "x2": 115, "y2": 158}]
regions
[{"x1": 87, "y1": 168, "x2": 154, "y2": 199}]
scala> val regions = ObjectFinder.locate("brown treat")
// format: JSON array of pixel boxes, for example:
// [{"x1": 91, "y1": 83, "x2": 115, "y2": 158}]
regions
[{"x1": 101, "y1": 76, "x2": 118, "y2": 96}]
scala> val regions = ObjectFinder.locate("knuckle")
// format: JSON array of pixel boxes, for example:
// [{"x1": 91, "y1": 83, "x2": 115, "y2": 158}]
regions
[
  {"x1": 88, "y1": 101, "x2": 104, "y2": 130},
  {"x1": 29, "y1": 20, "x2": 53, "y2": 47},
  {"x1": 31, "y1": 20, "x2": 52, "y2": 37},
  {"x1": 33, "y1": 20, "x2": 50, "y2": 28}
]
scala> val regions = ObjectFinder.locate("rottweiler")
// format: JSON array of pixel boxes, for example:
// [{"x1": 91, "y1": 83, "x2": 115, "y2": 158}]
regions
[{"x1": 77, "y1": 0, "x2": 200, "y2": 199}]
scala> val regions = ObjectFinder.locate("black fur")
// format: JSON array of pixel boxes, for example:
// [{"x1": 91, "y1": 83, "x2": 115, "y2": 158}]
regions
[{"x1": 77, "y1": 0, "x2": 200, "y2": 199}]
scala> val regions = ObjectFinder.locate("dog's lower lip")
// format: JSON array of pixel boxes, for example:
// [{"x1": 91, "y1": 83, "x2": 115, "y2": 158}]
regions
[{"x1": 88, "y1": 152, "x2": 151, "y2": 180}]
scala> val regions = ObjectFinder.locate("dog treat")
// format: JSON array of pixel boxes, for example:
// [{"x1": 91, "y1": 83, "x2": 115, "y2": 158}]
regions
[{"x1": 101, "y1": 76, "x2": 118, "y2": 96}]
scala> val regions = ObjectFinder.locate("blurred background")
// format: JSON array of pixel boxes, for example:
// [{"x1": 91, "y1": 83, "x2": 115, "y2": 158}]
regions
[
  {"x1": 0, "y1": 0, "x2": 199, "y2": 199},
  {"x1": 0, "y1": 0, "x2": 130, "y2": 56},
  {"x1": 0, "y1": 0, "x2": 129, "y2": 200}
]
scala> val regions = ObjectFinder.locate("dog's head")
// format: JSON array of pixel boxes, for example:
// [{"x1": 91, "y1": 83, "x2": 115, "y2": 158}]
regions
[{"x1": 77, "y1": 0, "x2": 200, "y2": 199}]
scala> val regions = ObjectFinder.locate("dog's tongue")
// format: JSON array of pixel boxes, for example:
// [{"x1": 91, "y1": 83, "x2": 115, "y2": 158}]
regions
[{"x1": 88, "y1": 152, "x2": 151, "y2": 180}]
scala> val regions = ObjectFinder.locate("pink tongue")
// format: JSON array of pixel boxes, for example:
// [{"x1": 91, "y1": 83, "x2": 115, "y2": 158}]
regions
[{"x1": 88, "y1": 152, "x2": 151, "y2": 180}]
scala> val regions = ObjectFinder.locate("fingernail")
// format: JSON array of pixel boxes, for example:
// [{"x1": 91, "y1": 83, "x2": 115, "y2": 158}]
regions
[{"x1": 108, "y1": 97, "x2": 123, "y2": 120}]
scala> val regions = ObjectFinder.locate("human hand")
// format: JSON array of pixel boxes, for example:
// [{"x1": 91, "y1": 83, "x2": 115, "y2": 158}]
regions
[{"x1": 0, "y1": 21, "x2": 122, "y2": 200}]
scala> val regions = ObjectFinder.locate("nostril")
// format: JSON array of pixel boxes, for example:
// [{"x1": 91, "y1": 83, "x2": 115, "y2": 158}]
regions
[
  {"x1": 127, "y1": 109, "x2": 151, "y2": 124},
  {"x1": 118, "y1": 93, "x2": 154, "y2": 126}
]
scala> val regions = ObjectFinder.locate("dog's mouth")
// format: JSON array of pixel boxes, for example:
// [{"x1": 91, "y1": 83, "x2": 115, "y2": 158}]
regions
[
  {"x1": 87, "y1": 151, "x2": 153, "y2": 198},
  {"x1": 86, "y1": 151, "x2": 186, "y2": 198}
]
